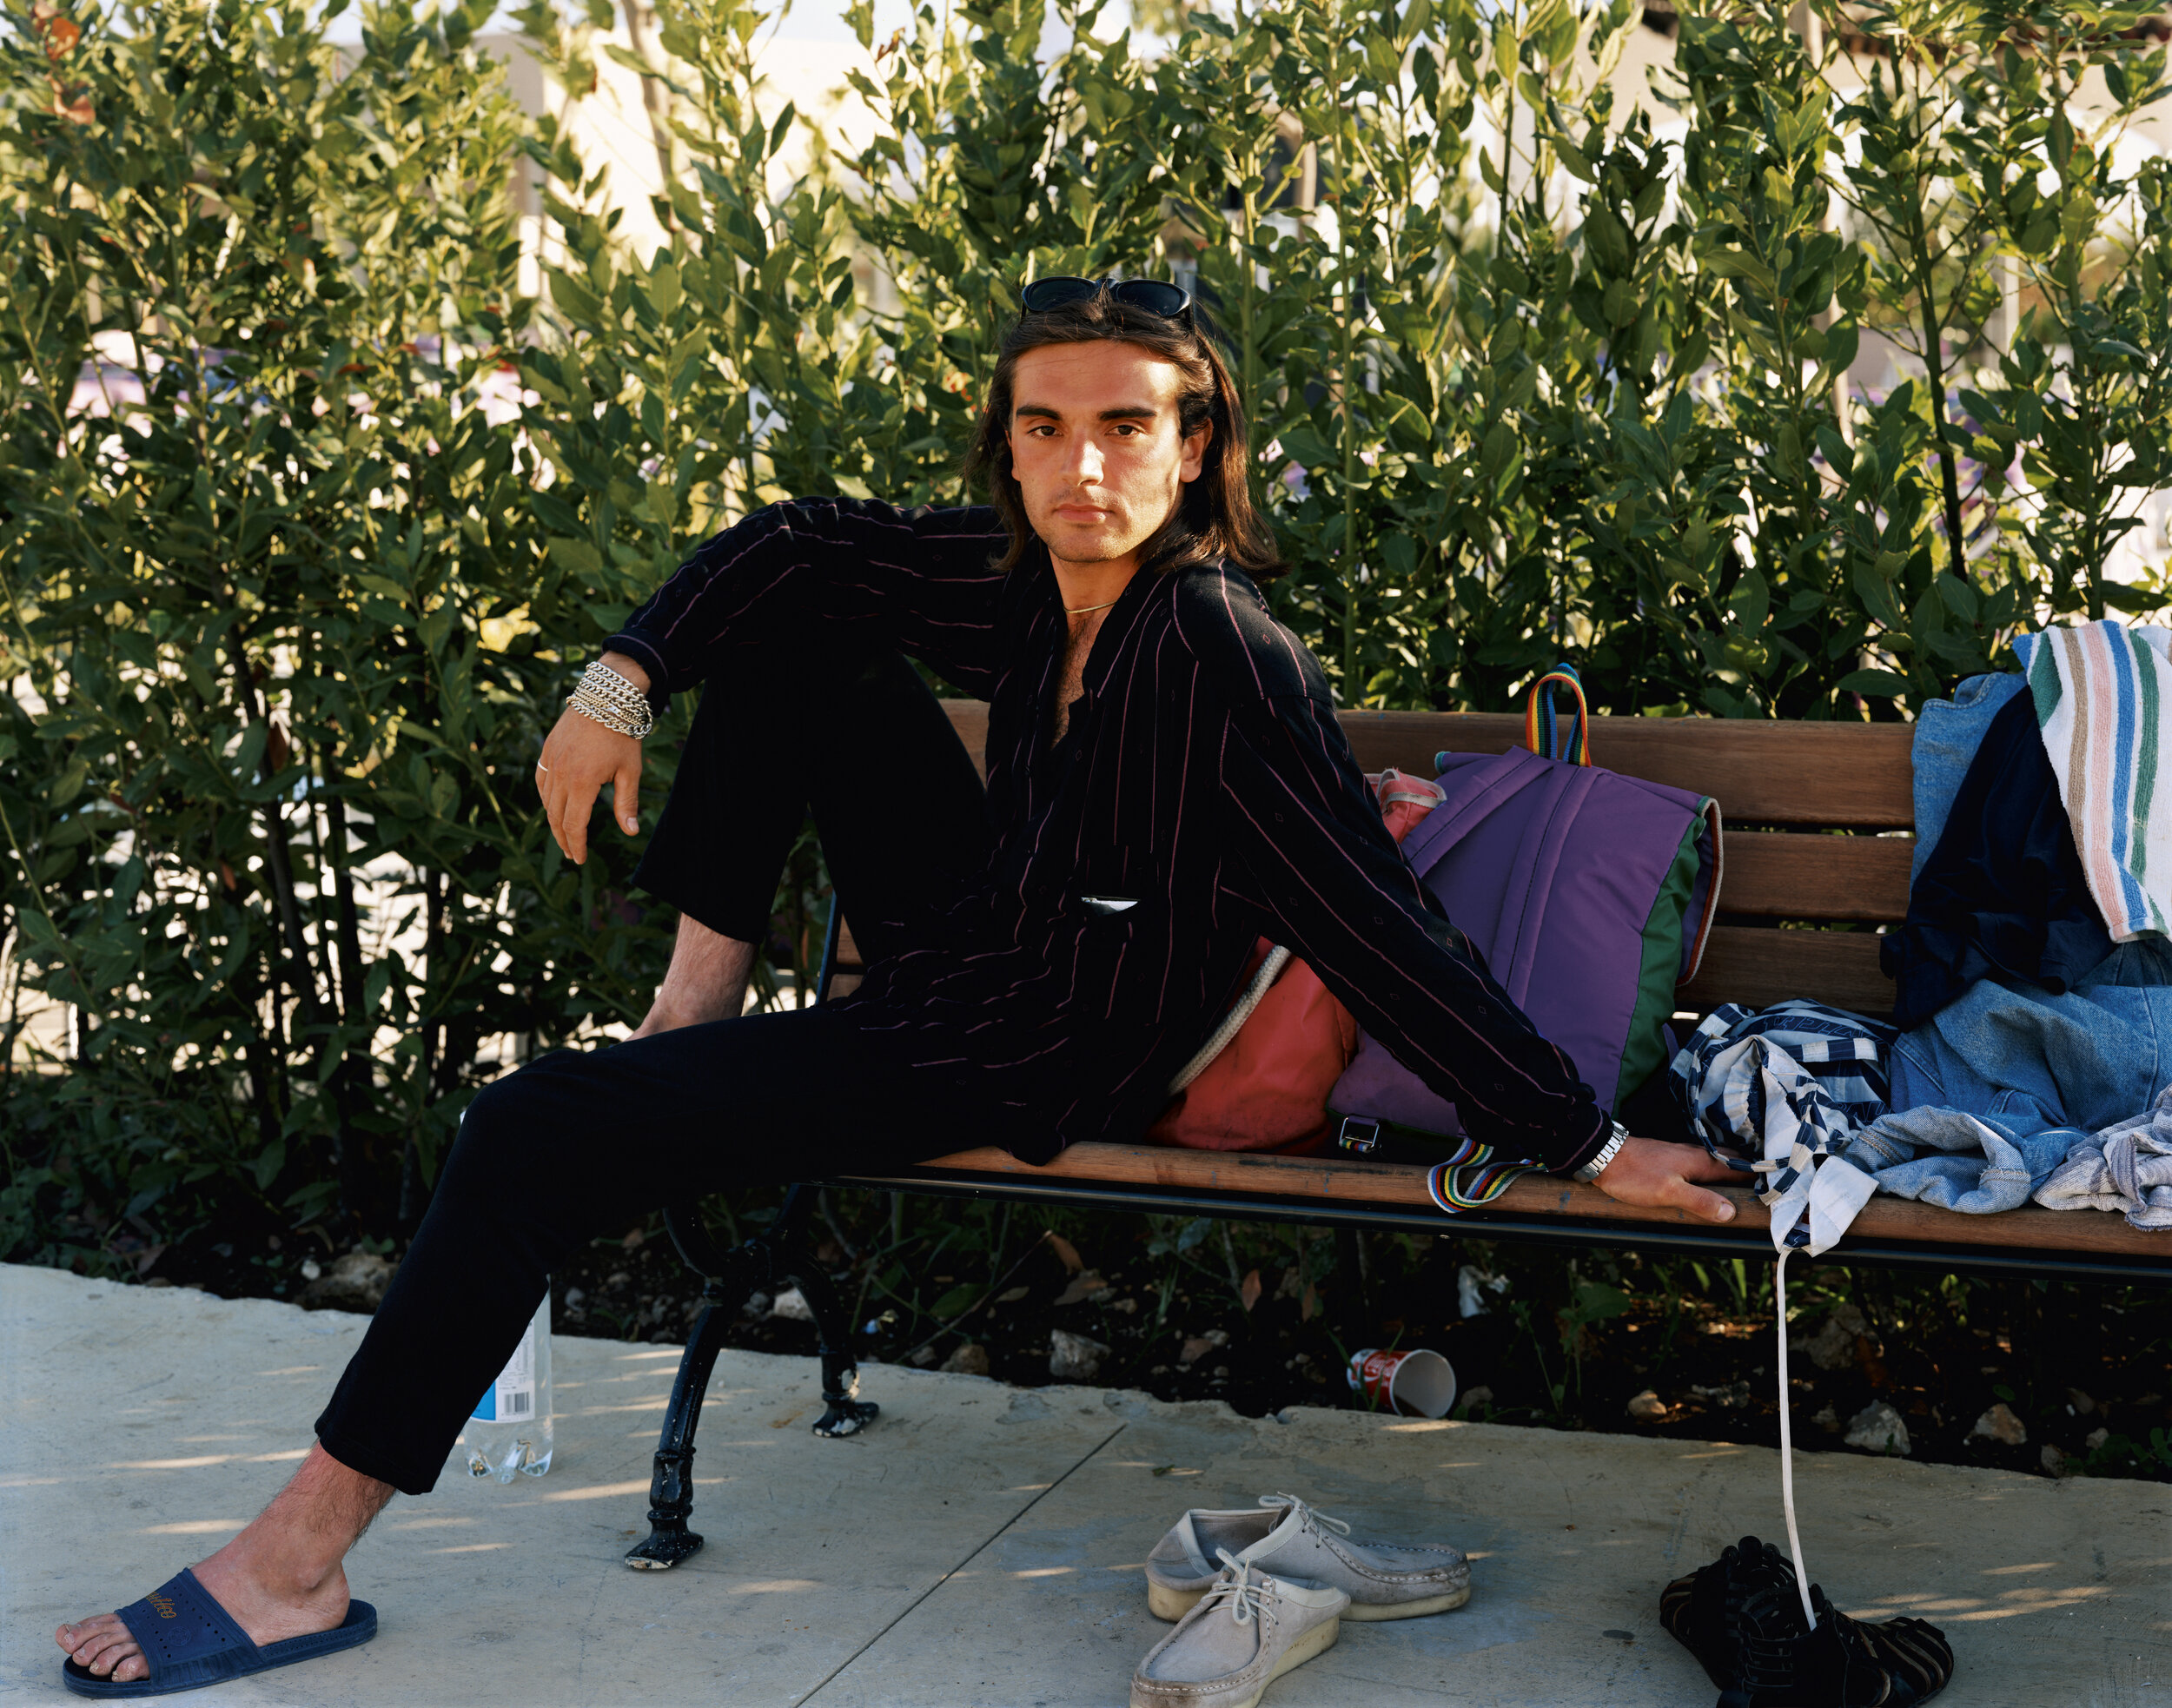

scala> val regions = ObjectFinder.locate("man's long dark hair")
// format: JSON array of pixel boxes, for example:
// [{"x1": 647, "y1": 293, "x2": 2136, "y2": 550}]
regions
[{"x1": 962, "y1": 290, "x2": 1287, "y2": 582}]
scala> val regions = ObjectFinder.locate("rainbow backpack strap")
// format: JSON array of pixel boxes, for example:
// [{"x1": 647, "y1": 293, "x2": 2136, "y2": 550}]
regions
[
  {"x1": 1424, "y1": 1140, "x2": 1540, "y2": 1213},
  {"x1": 1524, "y1": 663, "x2": 1591, "y2": 766}
]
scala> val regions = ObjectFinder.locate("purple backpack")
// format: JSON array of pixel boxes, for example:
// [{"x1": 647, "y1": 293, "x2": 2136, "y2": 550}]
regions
[{"x1": 1329, "y1": 670, "x2": 1724, "y2": 1140}]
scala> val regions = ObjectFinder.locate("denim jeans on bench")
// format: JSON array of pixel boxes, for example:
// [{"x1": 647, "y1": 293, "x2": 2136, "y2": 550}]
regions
[
  {"x1": 1854, "y1": 939, "x2": 2172, "y2": 1214},
  {"x1": 315, "y1": 648, "x2": 993, "y2": 1495}
]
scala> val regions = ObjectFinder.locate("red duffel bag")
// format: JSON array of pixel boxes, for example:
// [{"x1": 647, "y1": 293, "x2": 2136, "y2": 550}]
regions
[{"x1": 1145, "y1": 771, "x2": 1442, "y2": 1153}]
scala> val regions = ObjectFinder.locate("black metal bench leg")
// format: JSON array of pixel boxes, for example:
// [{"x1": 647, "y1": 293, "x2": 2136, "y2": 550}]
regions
[
  {"x1": 625, "y1": 1188, "x2": 879, "y2": 1571},
  {"x1": 781, "y1": 1257, "x2": 880, "y2": 1438},
  {"x1": 625, "y1": 1277, "x2": 738, "y2": 1570}
]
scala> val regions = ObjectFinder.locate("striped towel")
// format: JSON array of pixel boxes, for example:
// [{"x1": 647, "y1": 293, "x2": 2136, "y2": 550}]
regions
[{"x1": 2012, "y1": 622, "x2": 2172, "y2": 942}]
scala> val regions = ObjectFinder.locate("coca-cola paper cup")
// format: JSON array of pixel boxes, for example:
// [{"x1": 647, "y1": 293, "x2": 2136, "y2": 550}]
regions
[{"x1": 1346, "y1": 1347, "x2": 1457, "y2": 1419}]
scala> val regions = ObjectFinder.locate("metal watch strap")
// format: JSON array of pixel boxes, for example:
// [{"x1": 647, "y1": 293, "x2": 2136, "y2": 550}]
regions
[{"x1": 1573, "y1": 1120, "x2": 1630, "y2": 1182}]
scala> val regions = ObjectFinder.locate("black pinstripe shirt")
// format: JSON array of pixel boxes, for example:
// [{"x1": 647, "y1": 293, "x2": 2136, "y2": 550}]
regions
[{"x1": 608, "y1": 499, "x2": 1609, "y2": 1173}]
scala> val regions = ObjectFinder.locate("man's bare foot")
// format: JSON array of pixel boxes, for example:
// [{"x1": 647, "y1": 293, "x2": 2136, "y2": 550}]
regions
[
  {"x1": 54, "y1": 1561, "x2": 353, "y2": 1683},
  {"x1": 55, "y1": 1443, "x2": 391, "y2": 1683}
]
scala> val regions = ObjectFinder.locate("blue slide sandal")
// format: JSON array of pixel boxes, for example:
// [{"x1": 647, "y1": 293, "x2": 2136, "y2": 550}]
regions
[{"x1": 62, "y1": 1567, "x2": 376, "y2": 1698}]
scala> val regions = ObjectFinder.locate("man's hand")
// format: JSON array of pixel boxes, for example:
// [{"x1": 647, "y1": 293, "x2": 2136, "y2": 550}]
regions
[
  {"x1": 1591, "y1": 1135, "x2": 1748, "y2": 1224},
  {"x1": 536, "y1": 652, "x2": 650, "y2": 865}
]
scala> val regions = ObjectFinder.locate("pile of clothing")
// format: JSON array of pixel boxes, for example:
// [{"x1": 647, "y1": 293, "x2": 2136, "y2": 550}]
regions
[
  {"x1": 1657, "y1": 619, "x2": 2169, "y2": 1706},
  {"x1": 1672, "y1": 618, "x2": 2172, "y2": 1234}
]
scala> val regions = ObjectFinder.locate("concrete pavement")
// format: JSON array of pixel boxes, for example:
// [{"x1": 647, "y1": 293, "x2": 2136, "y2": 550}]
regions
[{"x1": 3, "y1": 1263, "x2": 2166, "y2": 1705}]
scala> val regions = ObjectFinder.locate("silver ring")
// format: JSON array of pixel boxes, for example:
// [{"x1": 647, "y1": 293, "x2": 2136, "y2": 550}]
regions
[{"x1": 535, "y1": 762, "x2": 550, "y2": 773}]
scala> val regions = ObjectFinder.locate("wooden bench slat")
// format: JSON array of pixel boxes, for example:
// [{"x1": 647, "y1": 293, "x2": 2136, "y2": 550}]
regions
[
  {"x1": 942, "y1": 701, "x2": 1917, "y2": 829},
  {"x1": 1678, "y1": 925, "x2": 1892, "y2": 1016},
  {"x1": 1723, "y1": 831, "x2": 1915, "y2": 923},
  {"x1": 1335, "y1": 712, "x2": 1917, "y2": 829},
  {"x1": 884, "y1": 1142, "x2": 2168, "y2": 1261}
]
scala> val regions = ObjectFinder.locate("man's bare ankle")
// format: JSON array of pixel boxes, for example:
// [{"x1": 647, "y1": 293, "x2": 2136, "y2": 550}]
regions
[
  {"x1": 631, "y1": 998, "x2": 734, "y2": 1037},
  {"x1": 197, "y1": 1544, "x2": 341, "y2": 1602}
]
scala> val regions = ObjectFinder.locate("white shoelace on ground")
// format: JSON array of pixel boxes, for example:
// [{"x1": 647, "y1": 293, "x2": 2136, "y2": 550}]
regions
[
  {"x1": 1205, "y1": 1551, "x2": 1281, "y2": 1629},
  {"x1": 1774, "y1": 1248, "x2": 1817, "y2": 1629}
]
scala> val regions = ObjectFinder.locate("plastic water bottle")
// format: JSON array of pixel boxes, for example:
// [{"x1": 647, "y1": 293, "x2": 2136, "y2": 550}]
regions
[{"x1": 464, "y1": 1293, "x2": 553, "y2": 1481}]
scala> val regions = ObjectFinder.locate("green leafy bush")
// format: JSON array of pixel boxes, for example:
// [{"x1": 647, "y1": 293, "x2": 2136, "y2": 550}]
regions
[{"x1": 2, "y1": 0, "x2": 2169, "y2": 1263}]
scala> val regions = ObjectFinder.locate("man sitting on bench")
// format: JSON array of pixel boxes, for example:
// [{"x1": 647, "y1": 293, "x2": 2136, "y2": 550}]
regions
[{"x1": 57, "y1": 277, "x2": 1741, "y2": 1691}]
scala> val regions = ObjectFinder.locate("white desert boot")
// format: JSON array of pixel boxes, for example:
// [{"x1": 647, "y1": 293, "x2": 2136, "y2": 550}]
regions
[
  {"x1": 1144, "y1": 1493, "x2": 1470, "y2": 1622},
  {"x1": 1130, "y1": 1552, "x2": 1348, "y2": 1708}
]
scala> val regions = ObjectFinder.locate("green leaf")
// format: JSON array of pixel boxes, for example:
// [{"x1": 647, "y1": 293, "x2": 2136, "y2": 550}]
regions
[
  {"x1": 1728, "y1": 563, "x2": 1770, "y2": 632},
  {"x1": 549, "y1": 537, "x2": 606, "y2": 582},
  {"x1": 1835, "y1": 668, "x2": 1910, "y2": 697},
  {"x1": 930, "y1": 1283, "x2": 978, "y2": 1319},
  {"x1": 1279, "y1": 424, "x2": 1335, "y2": 468},
  {"x1": 550, "y1": 268, "x2": 606, "y2": 327},
  {"x1": 1571, "y1": 1280, "x2": 1632, "y2": 1321},
  {"x1": 50, "y1": 758, "x2": 89, "y2": 808},
  {"x1": 2101, "y1": 582, "x2": 2165, "y2": 615},
  {"x1": 1814, "y1": 423, "x2": 1853, "y2": 477},
  {"x1": 251, "y1": 1140, "x2": 287, "y2": 1190}
]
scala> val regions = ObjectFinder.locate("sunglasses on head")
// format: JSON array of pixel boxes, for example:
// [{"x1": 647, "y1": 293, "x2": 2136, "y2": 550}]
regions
[{"x1": 1019, "y1": 275, "x2": 1194, "y2": 324}]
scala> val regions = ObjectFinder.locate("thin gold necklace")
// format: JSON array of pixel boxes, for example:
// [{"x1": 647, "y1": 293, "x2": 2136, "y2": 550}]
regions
[{"x1": 1064, "y1": 598, "x2": 1119, "y2": 616}]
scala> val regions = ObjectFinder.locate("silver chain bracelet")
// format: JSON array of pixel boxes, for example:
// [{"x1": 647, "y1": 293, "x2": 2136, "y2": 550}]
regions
[
  {"x1": 566, "y1": 659, "x2": 655, "y2": 740},
  {"x1": 1573, "y1": 1120, "x2": 1631, "y2": 1182}
]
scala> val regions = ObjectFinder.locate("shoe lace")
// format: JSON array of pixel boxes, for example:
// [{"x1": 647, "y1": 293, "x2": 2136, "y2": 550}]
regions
[
  {"x1": 1201, "y1": 1550, "x2": 1281, "y2": 1631},
  {"x1": 1733, "y1": 1583, "x2": 1814, "y2": 1691},
  {"x1": 1258, "y1": 1493, "x2": 1352, "y2": 1542}
]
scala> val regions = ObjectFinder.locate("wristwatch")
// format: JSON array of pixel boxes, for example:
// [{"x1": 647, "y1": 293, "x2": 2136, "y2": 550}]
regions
[{"x1": 1573, "y1": 1120, "x2": 1631, "y2": 1182}]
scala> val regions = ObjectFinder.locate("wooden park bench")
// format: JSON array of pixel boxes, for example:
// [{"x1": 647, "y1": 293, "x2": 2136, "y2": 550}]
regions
[{"x1": 621, "y1": 701, "x2": 2170, "y2": 1571}]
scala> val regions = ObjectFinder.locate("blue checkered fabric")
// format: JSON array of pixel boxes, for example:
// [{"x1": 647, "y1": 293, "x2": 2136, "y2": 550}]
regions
[{"x1": 1670, "y1": 1001, "x2": 1897, "y2": 1252}]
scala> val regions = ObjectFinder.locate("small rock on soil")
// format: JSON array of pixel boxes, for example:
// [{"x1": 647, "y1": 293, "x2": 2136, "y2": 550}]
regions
[
  {"x1": 1970, "y1": 1402, "x2": 2027, "y2": 1446},
  {"x1": 1844, "y1": 1400, "x2": 1911, "y2": 1456},
  {"x1": 1050, "y1": 1329, "x2": 1109, "y2": 1380},
  {"x1": 1692, "y1": 1380, "x2": 1752, "y2": 1409},
  {"x1": 299, "y1": 1251, "x2": 395, "y2": 1314},
  {"x1": 1791, "y1": 1313, "x2": 1863, "y2": 1372},
  {"x1": 1053, "y1": 1270, "x2": 1106, "y2": 1307}
]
